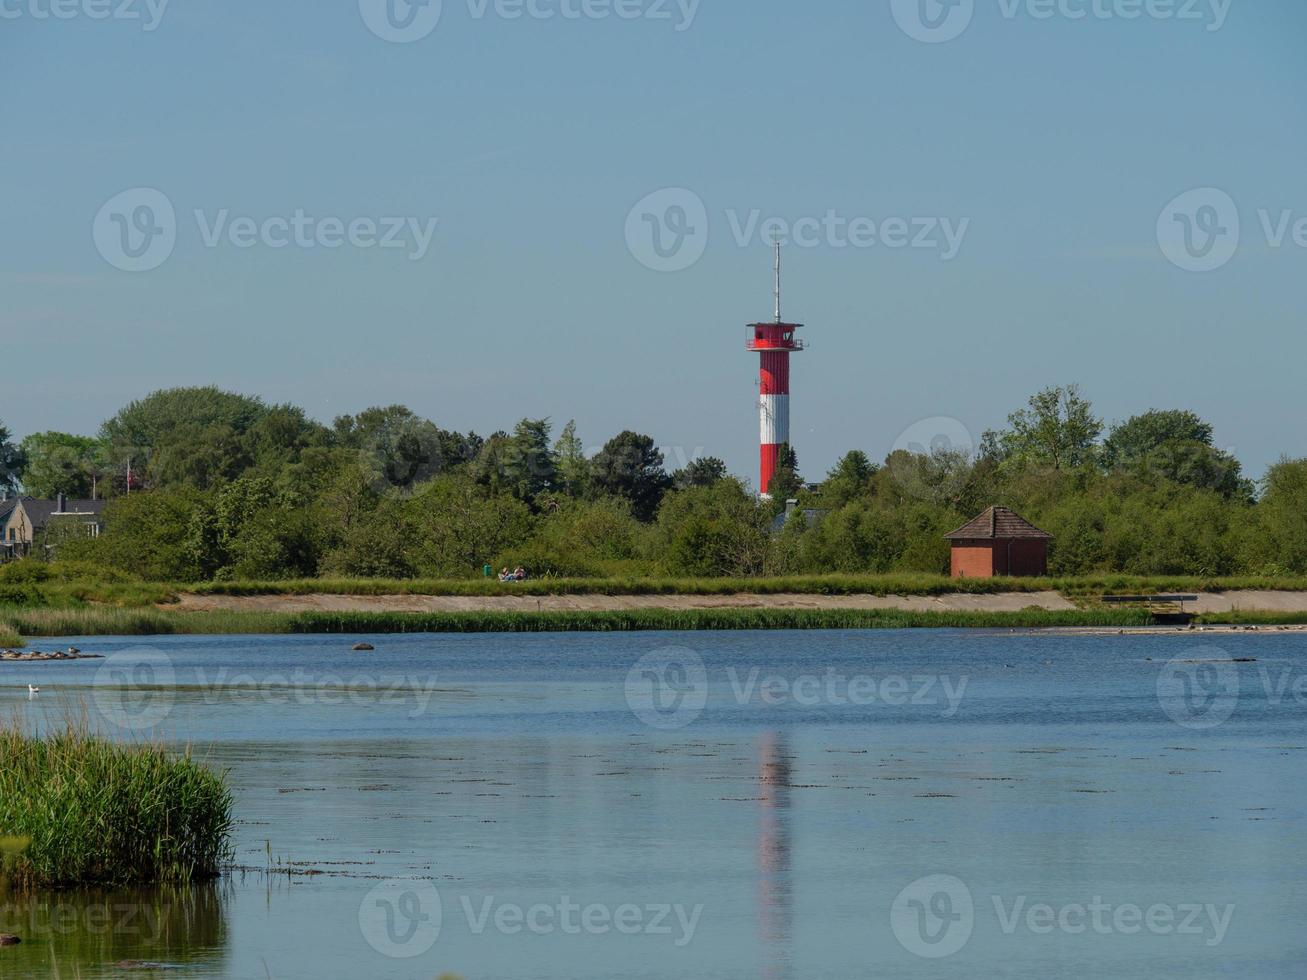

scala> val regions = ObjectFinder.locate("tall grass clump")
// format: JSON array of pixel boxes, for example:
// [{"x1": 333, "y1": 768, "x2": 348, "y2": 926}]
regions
[
  {"x1": 0, "y1": 622, "x2": 21, "y2": 648},
  {"x1": 0, "y1": 720, "x2": 233, "y2": 889}
]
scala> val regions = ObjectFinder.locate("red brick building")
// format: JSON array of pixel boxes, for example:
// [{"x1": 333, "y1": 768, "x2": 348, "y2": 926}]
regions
[{"x1": 945, "y1": 506, "x2": 1052, "y2": 579}]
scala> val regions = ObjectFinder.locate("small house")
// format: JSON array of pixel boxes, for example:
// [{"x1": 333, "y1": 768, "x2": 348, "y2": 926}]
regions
[
  {"x1": 1, "y1": 494, "x2": 107, "y2": 560},
  {"x1": 945, "y1": 506, "x2": 1052, "y2": 579}
]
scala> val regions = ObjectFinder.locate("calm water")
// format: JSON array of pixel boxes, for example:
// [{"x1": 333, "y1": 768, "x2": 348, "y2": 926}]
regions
[{"x1": 2, "y1": 630, "x2": 1304, "y2": 978}]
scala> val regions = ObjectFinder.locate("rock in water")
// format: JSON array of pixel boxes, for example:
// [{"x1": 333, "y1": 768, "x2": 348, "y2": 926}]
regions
[
  {"x1": 0, "y1": 934, "x2": 21, "y2": 946},
  {"x1": 352, "y1": 643, "x2": 376, "y2": 652}
]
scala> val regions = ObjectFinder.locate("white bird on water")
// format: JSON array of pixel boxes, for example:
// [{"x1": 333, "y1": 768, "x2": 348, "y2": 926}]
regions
[{"x1": 27, "y1": 684, "x2": 40, "y2": 695}]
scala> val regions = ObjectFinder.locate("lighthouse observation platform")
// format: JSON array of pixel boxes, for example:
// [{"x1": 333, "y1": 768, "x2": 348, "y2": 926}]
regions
[{"x1": 746, "y1": 322, "x2": 806, "y2": 352}]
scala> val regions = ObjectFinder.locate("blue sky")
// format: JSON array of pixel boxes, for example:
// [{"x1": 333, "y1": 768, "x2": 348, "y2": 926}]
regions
[{"x1": 3, "y1": 0, "x2": 1304, "y2": 486}]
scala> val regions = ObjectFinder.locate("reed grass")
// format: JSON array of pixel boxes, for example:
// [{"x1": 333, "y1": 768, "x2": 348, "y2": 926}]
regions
[
  {"x1": 0, "y1": 604, "x2": 1155, "y2": 637},
  {"x1": 0, "y1": 719, "x2": 233, "y2": 890},
  {"x1": 0, "y1": 716, "x2": 232, "y2": 893},
  {"x1": 1, "y1": 606, "x2": 282, "y2": 638},
  {"x1": 283, "y1": 608, "x2": 1157, "y2": 632}
]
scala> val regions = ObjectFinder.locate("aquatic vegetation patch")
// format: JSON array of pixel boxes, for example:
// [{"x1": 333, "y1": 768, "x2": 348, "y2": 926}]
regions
[
  {"x1": 0, "y1": 623, "x2": 21, "y2": 649},
  {"x1": 0, "y1": 721, "x2": 233, "y2": 889},
  {"x1": 279, "y1": 607, "x2": 1156, "y2": 633}
]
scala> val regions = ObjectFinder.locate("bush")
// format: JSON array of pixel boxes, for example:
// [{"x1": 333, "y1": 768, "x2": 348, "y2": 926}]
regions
[
  {"x1": 0, "y1": 560, "x2": 139, "y2": 585},
  {"x1": 0, "y1": 584, "x2": 47, "y2": 607},
  {"x1": 0, "y1": 562, "x2": 53, "y2": 585}
]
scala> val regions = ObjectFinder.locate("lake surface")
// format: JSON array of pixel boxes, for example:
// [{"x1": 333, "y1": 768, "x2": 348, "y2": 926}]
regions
[{"x1": 2, "y1": 630, "x2": 1305, "y2": 978}]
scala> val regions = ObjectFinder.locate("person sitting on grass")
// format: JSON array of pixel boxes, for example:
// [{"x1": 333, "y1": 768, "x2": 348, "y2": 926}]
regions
[
  {"x1": 499, "y1": 568, "x2": 512, "y2": 583},
  {"x1": 513, "y1": 566, "x2": 528, "y2": 581}
]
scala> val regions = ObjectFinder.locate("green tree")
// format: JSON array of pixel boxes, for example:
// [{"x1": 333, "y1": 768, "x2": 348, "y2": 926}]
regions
[
  {"x1": 820, "y1": 451, "x2": 875, "y2": 508},
  {"x1": 1249, "y1": 458, "x2": 1307, "y2": 573},
  {"x1": 989, "y1": 385, "x2": 1102, "y2": 471},
  {"x1": 510, "y1": 498, "x2": 649, "y2": 577},
  {"x1": 209, "y1": 477, "x2": 320, "y2": 579},
  {"x1": 882, "y1": 446, "x2": 973, "y2": 509},
  {"x1": 100, "y1": 387, "x2": 331, "y2": 491},
  {"x1": 471, "y1": 421, "x2": 559, "y2": 505},
  {"x1": 553, "y1": 420, "x2": 590, "y2": 496},
  {"x1": 333, "y1": 405, "x2": 447, "y2": 495},
  {"x1": 243, "y1": 404, "x2": 333, "y2": 475},
  {"x1": 408, "y1": 477, "x2": 534, "y2": 578},
  {"x1": 672, "y1": 456, "x2": 729, "y2": 490},
  {"x1": 18, "y1": 432, "x2": 106, "y2": 499},
  {"x1": 1103, "y1": 409, "x2": 1249, "y2": 500},
  {"x1": 589, "y1": 432, "x2": 671, "y2": 522},
  {"x1": 506, "y1": 418, "x2": 558, "y2": 503},
  {"x1": 797, "y1": 499, "x2": 910, "y2": 574},
  {"x1": 66, "y1": 489, "x2": 213, "y2": 580},
  {"x1": 656, "y1": 479, "x2": 770, "y2": 577},
  {"x1": 320, "y1": 498, "x2": 415, "y2": 578},
  {"x1": 315, "y1": 462, "x2": 414, "y2": 578},
  {"x1": 101, "y1": 387, "x2": 264, "y2": 490},
  {"x1": 766, "y1": 444, "x2": 804, "y2": 511},
  {"x1": 0, "y1": 421, "x2": 25, "y2": 494}
]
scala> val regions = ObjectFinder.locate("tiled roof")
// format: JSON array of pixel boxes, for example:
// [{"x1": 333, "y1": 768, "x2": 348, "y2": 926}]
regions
[{"x1": 945, "y1": 506, "x2": 1052, "y2": 541}]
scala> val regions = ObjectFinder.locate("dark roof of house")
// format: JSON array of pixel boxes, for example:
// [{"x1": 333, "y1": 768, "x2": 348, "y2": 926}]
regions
[
  {"x1": 10, "y1": 497, "x2": 107, "y2": 529},
  {"x1": 945, "y1": 506, "x2": 1052, "y2": 541},
  {"x1": 770, "y1": 506, "x2": 826, "y2": 535},
  {"x1": 0, "y1": 498, "x2": 18, "y2": 525}
]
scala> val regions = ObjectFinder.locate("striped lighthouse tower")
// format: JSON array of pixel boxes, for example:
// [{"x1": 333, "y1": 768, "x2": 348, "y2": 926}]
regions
[{"x1": 747, "y1": 243, "x2": 806, "y2": 498}]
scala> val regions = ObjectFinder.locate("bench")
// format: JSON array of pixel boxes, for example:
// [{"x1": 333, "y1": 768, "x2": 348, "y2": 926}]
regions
[{"x1": 1102, "y1": 594, "x2": 1200, "y2": 626}]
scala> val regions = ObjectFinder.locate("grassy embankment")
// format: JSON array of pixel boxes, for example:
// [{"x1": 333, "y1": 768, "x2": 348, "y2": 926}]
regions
[
  {"x1": 4, "y1": 566, "x2": 1307, "y2": 638},
  {"x1": 179, "y1": 573, "x2": 1307, "y2": 599},
  {"x1": 0, "y1": 720, "x2": 233, "y2": 890}
]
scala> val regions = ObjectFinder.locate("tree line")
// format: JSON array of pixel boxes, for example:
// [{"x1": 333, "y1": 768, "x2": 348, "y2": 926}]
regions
[{"x1": 1, "y1": 384, "x2": 1304, "y2": 580}]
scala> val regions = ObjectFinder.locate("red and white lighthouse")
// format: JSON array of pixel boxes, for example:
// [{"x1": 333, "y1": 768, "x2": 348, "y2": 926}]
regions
[{"x1": 747, "y1": 243, "x2": 806, "y2": 497}]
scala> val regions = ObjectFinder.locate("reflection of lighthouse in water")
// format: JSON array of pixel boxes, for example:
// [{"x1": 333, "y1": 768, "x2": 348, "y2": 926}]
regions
[{"x1": 757, "y1": 732, "x2": 794, "y2": 980}]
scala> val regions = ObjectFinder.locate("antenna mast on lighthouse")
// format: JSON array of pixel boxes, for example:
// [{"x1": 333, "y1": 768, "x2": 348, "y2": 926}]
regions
[
  {"x1": 746, "y1": 242, "x2": 806, "y2": 499},
  {"x1": 773, "y1": 237, "x2": 782, "y2": 323}
]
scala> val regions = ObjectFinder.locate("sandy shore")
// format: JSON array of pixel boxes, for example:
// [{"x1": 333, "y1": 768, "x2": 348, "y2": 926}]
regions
[
  {"x1": 172, "y1": 591, "x2": 1078, "y2": 613},
  {"x1": 170, "y1": 590, "x2": 1307, "y2": 616}
]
